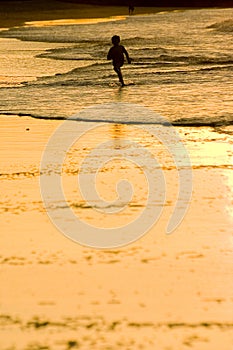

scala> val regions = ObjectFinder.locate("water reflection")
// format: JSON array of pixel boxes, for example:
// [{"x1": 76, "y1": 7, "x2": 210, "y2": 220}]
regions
[
  {"x1": 110, "y1": 123, "x2": 125, "y2": 150},
  {"x1": 25, "y1": 16, "x2": 126, "y2": 27}
]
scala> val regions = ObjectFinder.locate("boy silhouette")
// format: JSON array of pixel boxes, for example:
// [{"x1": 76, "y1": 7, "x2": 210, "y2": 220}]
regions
[{"x1": 107, "y1": 35, "x2": 131, "y2": 87}]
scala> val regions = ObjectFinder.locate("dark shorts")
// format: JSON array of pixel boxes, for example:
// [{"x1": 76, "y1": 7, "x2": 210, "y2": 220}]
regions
[{"x1": 113, "y1": 59, "x2": 124, "y2": 69}]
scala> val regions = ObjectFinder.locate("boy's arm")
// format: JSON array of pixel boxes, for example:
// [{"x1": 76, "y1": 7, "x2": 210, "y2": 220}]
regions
[
  {"x1": 107, "y1": 48, "x2": 112, "y2": 60},
  {"x1": 122, "y1": 46, "x2": 131, "y2": 63}
]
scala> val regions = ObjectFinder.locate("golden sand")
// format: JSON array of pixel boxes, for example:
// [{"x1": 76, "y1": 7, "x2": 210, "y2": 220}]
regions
[{"x1": 0, "y1": 115, "x2": 233, "y2": 349}]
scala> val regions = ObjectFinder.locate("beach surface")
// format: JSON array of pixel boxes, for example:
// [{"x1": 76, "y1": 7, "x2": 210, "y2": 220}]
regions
[
  {"x1": 1, "y1": 114, "x2": 233, "y2": 349},
  {"x1": 0, "y1": 3, "x2": 233, "y2": 350}
]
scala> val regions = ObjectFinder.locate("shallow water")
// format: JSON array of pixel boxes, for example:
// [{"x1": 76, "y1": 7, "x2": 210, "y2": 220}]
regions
[{"x1": 0, "y1": 8, "x2": 232, "y2": 126}]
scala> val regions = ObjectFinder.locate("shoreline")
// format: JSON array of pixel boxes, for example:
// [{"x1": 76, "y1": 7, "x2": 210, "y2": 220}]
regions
[
  {"x1": 0, "y1": 1, "x2": 187, "y2": 29},
  {"x1": 0, "y1": 5, "x2": 233, "y2": 349}
]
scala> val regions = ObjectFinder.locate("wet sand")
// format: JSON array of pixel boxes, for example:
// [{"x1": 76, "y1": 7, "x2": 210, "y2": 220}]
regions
[
  {"x1": 0, "y1": 2, "x2": 233, "y2": 349},
  {"x1": 0, "y1": 115, "x2": 233, "y2": 349}
]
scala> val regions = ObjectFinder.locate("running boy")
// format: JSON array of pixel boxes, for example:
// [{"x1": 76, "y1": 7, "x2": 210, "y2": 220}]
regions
[{"x1": 107, "y1": 35, "x2": 131, "y2": 87}]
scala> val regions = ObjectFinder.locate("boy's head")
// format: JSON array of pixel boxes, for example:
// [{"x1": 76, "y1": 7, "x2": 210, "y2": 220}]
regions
[{"x1": 112, "y1": 35, "x2": 120, "y2": 46}]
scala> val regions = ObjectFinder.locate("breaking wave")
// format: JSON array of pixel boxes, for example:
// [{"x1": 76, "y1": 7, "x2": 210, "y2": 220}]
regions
[
  {"x1": 1, "y1": 110, "x2": 233, "y2": 128},
  {"x1": 207, "y1": 19, "x2": 233, "y2": 33}
]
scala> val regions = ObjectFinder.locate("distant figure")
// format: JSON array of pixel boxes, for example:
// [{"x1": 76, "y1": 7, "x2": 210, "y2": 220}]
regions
[
  {"x1": 107, "y1": 35, "x2": 131, "y2": 87},
  {"x1": 128, "y1": 2, "x2": 135, "y2": 15}
]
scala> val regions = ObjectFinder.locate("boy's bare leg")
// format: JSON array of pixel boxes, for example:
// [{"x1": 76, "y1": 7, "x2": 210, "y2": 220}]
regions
[{"x1": 114, "y1": 66, "x2": 125, "y2": 86}]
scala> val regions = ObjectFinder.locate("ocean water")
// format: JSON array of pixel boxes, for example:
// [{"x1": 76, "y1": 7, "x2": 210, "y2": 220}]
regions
[{"x1": 0, "y1": 7, "x2": 232, "y2": 128}]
